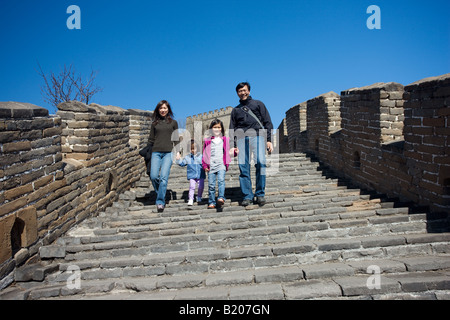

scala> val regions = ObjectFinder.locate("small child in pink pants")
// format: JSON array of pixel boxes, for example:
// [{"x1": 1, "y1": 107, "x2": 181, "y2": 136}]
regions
[{"x1": 176, "y1": 140, "x2": 205, "y2": 206}]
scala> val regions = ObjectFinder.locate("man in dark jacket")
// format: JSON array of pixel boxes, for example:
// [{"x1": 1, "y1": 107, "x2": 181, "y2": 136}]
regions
[{"x1": 229, "y1": 82, "x2": 273, "y2": 206}]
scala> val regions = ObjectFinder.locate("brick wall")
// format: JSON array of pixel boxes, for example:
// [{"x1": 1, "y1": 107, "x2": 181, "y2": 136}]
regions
[
  {"x1": 287, "y1": 73, "x2": 450, "y2": 214},
  {"x1": 285, "y1": 102, "x2": 307, "y2": 152},
  {"x1": 0, "y1": 101, "x2": 152, "y2": 283},
  {"x1": 186, "y1": 107, "x2": 233, "y2": 144},
  {"x1": 306, "y1": 92, "x2": 341, "y2": 160},
  {"x1": 403, "y1": 75, "x2": 450, "y2": 212}
]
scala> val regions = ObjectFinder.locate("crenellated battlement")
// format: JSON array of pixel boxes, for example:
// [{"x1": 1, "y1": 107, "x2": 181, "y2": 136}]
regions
[{"x1": 281, "y1": 73, "x2": 450, "y2": 215}]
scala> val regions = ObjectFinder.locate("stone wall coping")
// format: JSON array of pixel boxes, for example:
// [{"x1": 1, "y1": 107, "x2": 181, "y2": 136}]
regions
[
  {"x1": 341, "y1": 82, "x2": 404, "y2": 95},
  {"x1": 0, "y1": 102, "x2": 49, "y2": 119},
  {"x1": 89, "y1": 103, "x2": 129, "y2": 115},
  {"x1": 307, "y1": 91, "x2": 340, "y2": 103},
  {"x1": 405, "y1": 73, "x2": 450, "y2": 89},
  {"x1": 287, "y1": 101, "x2": 307, "y2": 113},
  {"x1": 127, "y1": 109, "x2": 153, "y2": 117},
  {"x1": 57, "y1": 101, "x2": 135, "y2": 115}
]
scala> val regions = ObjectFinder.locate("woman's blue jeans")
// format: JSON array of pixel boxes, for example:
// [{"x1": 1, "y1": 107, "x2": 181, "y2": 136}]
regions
[
  {"x1": 208, "y1": 170, "x2": 226, "y2": 205},
  {"x1": 150, "y1": 152, "x2": 173, "y2": 206},
  {"x1": 237, "y1": 136, "x2": 267, "y2": 201}
]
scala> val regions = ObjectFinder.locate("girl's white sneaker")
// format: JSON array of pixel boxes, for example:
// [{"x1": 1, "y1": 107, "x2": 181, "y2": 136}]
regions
[{"x1": 188, "y1": 199, "x2": 194, "y2": 206}]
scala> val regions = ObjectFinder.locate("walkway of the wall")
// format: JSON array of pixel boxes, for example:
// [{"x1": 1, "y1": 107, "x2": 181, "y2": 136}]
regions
[
  {"x1": 282, "y1": 73, "x2": 449, "y2": 215},
  {"x1": 0, "y1": 101, "x2": 152, "y2": 286}
]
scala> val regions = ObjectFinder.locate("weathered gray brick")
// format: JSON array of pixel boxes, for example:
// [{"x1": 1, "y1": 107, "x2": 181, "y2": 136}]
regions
[
  {"x1": 272, "y1": 242, "x2": 315, "y2": 255},
  {"x1": 229, "y1": 283, "x2": 284, "y2": 300},
  {"x1": 206, "y1": 270, "x2": 254, "y2": 286},
  {"x1": 302, "y1": 262, "x2": 355, "y2": 280},
  {"x1": 39, "y1": 246, "x2": 66, "y2": 259},
  {"x1": 334, "y1": 275, "x2": 401, "y2": 296},
  {"x1": 283, "y1": 279, "x2": 342, "y2": 299},
  {"x1": 315, "y1": 239, "x2": 361, "y2": 251},
  {"x1": 254, "y1": 266, "x2": 304, "y2": 283}
]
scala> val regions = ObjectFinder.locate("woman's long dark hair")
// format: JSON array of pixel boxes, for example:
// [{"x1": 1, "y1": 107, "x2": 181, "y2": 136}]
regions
[{"x1": 152, "y1": 100, "x2": 174, "y2": 124}]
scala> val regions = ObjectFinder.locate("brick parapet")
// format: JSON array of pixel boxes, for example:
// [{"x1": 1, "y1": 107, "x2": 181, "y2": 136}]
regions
[
  {"x1": 285, "y1": 74, "x2": 449, "y2": 214},
  {"x1": 0, "y1": 101, "x2": 152, "y2": 285}
]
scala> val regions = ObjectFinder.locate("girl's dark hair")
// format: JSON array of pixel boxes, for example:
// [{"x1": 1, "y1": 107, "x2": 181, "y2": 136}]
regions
[
  {"x1": 209, "y1": 118, "x2": 225, "y2": 136},
  {"x1": 152, "y1": 100, "x2": 174, "y2": 124}
]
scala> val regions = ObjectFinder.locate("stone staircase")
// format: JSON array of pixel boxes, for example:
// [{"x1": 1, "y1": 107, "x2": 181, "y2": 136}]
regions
[{"x1": 1, "y1": 153, "x2": 450, "y2": 300}]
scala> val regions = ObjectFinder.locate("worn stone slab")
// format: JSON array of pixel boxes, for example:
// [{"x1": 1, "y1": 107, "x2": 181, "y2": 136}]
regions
[
  {"x1": 301, "y1": 262, "x2": 355, "y2": 280},
  {"x1": 0, "y1": 101, "x2": 48, "y2": 118},
  {"x1": 39, "y1": 246, "x2": 66, "y2": 259},
  {"x1": 206, "y1": 270, "x2": 254, "y2": 286},
  {"x1": 157, "y1": 274, "x2": 205, "y2": 289},
  {"x1": 185, "y1": 249, "x2": 230, "y2": 262},
  {"x1": 347, "y1": 259, "x2": 406, "y2": 274},
  {"x1": 28, "y1": 285, "x2": 63, "y2": 300},
  {"x1": 174, "y1": 285, "x2": 230, "y2": 300},
  {"x1": 229, "y1": 283, "x2": 284, "y2": 300},
  {"x1": 122, "y1": 278, "x2": 158, "y2": 292},
  {"x1": 360, "y1": 235, "x2": 406, "y2": 248},
  {"x1": 14, "y1": 264, "x2": 59, "y2": 282},
  {"x1": 283, "y1": 279, "x2": 342, "y2": 299},
  {"x1": 0, "y1": 286, "x2": 29, "y2": 300},
  {"x1": 334, "y1": 275, "x2": 401, "y2": 297},
  {"x1": 99, "y1": 257, "x2": 143, "y2": 268},
  {"x1": 254, "y1": 266, "x2": 304, "y2": 283},
  {"x1": 271, "y1": 242, "x2": 315, "y2": 255},
  {"x1": 388, "y1": 272, "x2": 450, "y2": 292},
  {"x1": 395, "y1": 256, "x2": 450, "y2": 272},
  {"x1": 314, "y1": 238, "x2": 361, "y2": 251},
  {"x1": 405, "y1": 233, "x2": 450, "y2": 244},
  {"x1": 229, "y1": 247, "x2": 273, "y2": 259}
]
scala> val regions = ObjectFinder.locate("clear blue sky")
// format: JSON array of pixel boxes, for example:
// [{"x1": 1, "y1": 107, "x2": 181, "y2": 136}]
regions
[{"x1": 1, "y1": 0, "x2": 449, "y2": 128}]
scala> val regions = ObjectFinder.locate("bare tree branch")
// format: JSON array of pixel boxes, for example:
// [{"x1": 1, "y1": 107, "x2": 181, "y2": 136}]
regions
[
  {"x1": 37, "y1": 63, "x2": 103, "y2": 108},
  {"x1": 67, "y1": 68, "x2": 103, "y2": 105}
]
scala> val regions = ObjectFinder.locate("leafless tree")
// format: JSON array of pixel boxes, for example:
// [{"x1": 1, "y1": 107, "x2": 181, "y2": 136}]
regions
[{"x1": 37, "y1": 63, "x2": 103, "y2": 108}]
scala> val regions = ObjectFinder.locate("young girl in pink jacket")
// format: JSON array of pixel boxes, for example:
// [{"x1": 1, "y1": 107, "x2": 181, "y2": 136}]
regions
[{"x1": 202, "y1": 119, "x2": 235, "y2": 209}]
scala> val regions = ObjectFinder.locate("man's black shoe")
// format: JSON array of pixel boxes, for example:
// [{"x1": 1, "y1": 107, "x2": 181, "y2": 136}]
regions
[
  {"x1": 256, "y1": 196, "x2": 266, "y2": 206},
  {"x1": 241, "y1": 199, "x2": 252, "y2": 207}
]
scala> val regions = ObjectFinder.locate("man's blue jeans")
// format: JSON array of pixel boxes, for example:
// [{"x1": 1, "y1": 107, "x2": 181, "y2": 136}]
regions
[
  {"x1": 208, "y1": 169, "x2": 226, "y2": 205},
  {"x1": 150, "y1": 152, "x2": 173, "y2": 206},
  {"x1": 237, "y1": 136, "x2": 267, "y2": 201}
]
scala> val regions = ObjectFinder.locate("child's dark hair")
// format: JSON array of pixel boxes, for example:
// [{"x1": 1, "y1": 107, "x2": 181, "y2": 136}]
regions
[
  {"x1": 209, "y1": 118, "x2": 225, "y2": 136},
  {"x1": 190, "y1": 139, "x2": 200, "y2": 152}
]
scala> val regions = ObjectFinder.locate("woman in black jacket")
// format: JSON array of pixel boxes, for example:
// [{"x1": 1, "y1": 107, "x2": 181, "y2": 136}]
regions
[{"x1": 148, "y1": 100, "x2": 179, "y2": 212}]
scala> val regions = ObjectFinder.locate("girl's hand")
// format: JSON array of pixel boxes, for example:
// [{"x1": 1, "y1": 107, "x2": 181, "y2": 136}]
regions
[{"x1": 230, "y1": 148, "x2": 239, "y2": 156}]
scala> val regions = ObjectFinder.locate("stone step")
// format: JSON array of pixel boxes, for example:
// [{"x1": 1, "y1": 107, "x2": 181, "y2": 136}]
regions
[
  {"x1": 47, "y1": 208, "x2": 429, "y2": 260},
  {"x1": 4, "y1": 255, "x2": 450, "y2": 300},
  {"x1": 3, "y1": 152, "x2": 449, "y2": 300},
  {"x1": 37, "y1": 231, "x2": 450, "y2": 283}
]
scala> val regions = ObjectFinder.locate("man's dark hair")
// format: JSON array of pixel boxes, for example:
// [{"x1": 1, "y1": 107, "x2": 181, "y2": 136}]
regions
[{"x1": 236, "y1": 82, "x2": 251, "y2": 93}]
